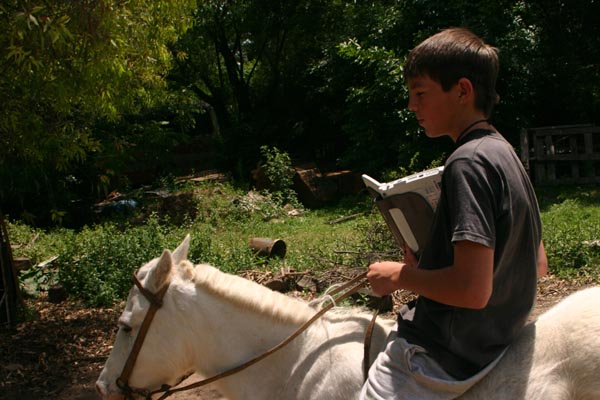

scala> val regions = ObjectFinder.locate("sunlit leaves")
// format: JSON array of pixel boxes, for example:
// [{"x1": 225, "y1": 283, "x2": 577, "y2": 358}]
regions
[{"x1": 1, "y1": 0, "x2": 196, "y2": 165}]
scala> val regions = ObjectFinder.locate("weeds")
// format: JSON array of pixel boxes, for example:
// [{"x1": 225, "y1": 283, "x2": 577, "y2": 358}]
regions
[
  {"x1": 541, "y1": 197, "x2": 600, "y2": 278},
  {"x1": 6, "y1": 182, "x2": 600, "y2": 307}
]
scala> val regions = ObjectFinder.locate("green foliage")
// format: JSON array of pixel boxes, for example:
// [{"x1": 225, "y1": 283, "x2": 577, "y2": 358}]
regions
[
  {"x1": 259, "y1": 146, "x2": 294, "y2": 192},
  {"x1": 335, "y1": 38, "x2": 416, "y2": 171},
  {"x1": 7, "y1": 184, "x2": 600, "y2": 307},
  {"x1": 3, "y1": 0, "x2": 600, "y2": 229},
  {"x1": 540, "y1": 194, "x2": 600, "y2": 279},
  {"x1": 7, "y1": 181, "x2": 378, "y2": 306},
  {"x1": 56, "y1": 217, "x2": 172, "y2": 306},
  {"x1": 1, "y1": 0, "x2": 194, "y2": 157},
  {"x1": 258, "y1": 145, "x2": 300, "y2": 208},
  {"x1": 0, "y1": 0, "x2": 197, "y2": 224},
  {"x1": 337, "y1": 36, "x2": 453, "y2": 175},
  {"x1": 515, "y1": 1, "x2": 600, "y2": 125}
]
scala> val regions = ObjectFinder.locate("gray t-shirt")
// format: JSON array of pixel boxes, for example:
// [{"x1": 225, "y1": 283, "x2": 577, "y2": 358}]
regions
[{"x1": 397, "y1": 129, "x2": 542, "y2": 379}]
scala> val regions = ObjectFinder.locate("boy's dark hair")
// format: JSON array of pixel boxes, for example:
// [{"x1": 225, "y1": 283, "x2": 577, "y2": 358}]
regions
[{"x1": 404, "y1": 28, "x2": 500, "y2": 117}]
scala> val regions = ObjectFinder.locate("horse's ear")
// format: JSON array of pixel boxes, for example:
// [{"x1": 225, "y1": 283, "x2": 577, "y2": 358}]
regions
[
  {"x1": 172, "y1": 234, "x2": 190, "y2": 264},
  {"x1": 147, "y1": 249, "x2": 173, "y2": 291}
]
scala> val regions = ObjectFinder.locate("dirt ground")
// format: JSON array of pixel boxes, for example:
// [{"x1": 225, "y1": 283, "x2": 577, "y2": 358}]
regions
[{"x1": 0, "y1": 274, "x2": 596, "y2": 400}]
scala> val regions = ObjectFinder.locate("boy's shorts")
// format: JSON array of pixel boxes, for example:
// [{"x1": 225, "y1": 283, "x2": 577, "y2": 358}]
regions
[{"x1": 360, "y1": 307, "x2": 504, "y2": 400}]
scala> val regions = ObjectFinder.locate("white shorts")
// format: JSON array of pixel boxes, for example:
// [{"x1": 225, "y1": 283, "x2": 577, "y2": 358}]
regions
[{"x1": 360, "y1": 310, "x2": 504, "y2": 400}]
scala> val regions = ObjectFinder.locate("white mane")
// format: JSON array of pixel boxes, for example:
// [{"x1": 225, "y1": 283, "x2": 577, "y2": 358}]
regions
[{"x1": 188, "y1": 261, "x2": 315, "y2": 325}]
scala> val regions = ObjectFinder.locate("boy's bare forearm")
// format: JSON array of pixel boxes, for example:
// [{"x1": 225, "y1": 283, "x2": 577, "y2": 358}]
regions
[{"x1": 368, "y1": 241, "x2": 494, "y2": 309}]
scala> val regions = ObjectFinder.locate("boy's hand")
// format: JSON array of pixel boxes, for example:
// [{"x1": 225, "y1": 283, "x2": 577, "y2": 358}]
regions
[
  {"x1": 402, "y1": 244, "x2": 418, "y2": 267},
  {"x1": 367, "y1": 261, "x2": 404, "y2": 296}
]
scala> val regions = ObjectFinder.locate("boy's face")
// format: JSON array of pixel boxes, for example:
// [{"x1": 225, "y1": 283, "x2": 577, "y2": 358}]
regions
[{"x1": 407, "y1": 75, "x2": 461, "y2": 139}]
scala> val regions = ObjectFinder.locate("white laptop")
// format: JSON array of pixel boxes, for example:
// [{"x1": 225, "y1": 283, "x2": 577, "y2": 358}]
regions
[{"x1": 362, "y1": 167, "x2": 443, "y2": 255}]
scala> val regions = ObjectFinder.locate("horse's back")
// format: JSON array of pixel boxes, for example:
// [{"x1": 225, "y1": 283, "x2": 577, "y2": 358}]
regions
[
  {"x1": 530, "y1": 286, "x2": 600, "y2": 400},
  {"x1": 462, "y1": 286, "x2": 600, "y2": 400},
  {"x1": 282, "y1": 309, "x2": 394, "y2": 400}
]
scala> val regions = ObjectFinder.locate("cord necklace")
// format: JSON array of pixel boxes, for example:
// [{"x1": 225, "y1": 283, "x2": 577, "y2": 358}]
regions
[{"x1": 456, "y1": 119, "x2": 488, "y2": 143}]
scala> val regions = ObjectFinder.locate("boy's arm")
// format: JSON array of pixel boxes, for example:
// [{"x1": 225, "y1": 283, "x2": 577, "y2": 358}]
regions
[{"x1": 367, "y1": 240, "x2": 493, "y2": 309}]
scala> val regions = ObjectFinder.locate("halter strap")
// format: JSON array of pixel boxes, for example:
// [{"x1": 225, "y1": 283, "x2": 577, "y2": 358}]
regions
[
  {"x1": 116, "y1": 272, "x2": 170, "y2": 399},
  {"x1": 132, "y1": 274, "x2": 165, "y2": 307}
]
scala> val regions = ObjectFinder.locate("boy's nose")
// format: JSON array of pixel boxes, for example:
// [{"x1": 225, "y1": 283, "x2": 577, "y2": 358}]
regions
[{"x1": 407, "y1": 97, "x2": 417, "y2": 112}]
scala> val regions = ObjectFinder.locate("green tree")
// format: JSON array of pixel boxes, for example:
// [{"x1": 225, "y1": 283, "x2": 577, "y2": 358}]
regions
[
  {"x1": 323, "y1": 0, "x2": 599, "y2": 176},
  {"x1": 3, "y1": 0, "x2": 599, "y2": 223},
  {"x1": 170, "y1": 0, "x2": 372, "y2": 173},
  {"x1": 517, "y1": 0, "x2": 600, "y2": 125},
  {"x1": 0, "y1": 0, "x2": 196, "y2": 223}
]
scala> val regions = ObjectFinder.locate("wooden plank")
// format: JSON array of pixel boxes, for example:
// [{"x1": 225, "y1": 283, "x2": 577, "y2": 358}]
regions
[
  {"x1": 533, "y1": 132, "x2": 544, "y2": 160},
  {"x1": 531, "y1": 123, "x2": 594, "y2": 131},
  {"x1": 535, "y1": 163, "x2": 546, "y2": 183},
  {"x1": 571, "y1": 163, "x2": 580, "y2": 179},
  {"x1": 571, "y1": 146, "x2": 580, "y2": 177},
  {"x1": 569, "y1": 136, "x2": 580, "y2": 180},
  {"x1": 520, "y1": 128, "x2": 530, "y2": 170},
  {"x1": 531, "y1": 124, "x2": 599, "y2": 136},
  {"x1": 539, "y1": 176, "x2": 600, "y2": 185},
  {"x1": 536, "y1": 153, "x2": 600, "y2": 161},
  {"x1": 532, "y1": 128, "x2": 600, "y2": 136},
  {"x1": 585, "y1": 133, "x2": 594, "y2": 154},
  {"x1": 544, "y1": 135, "x2": 556, "y2": 181}
]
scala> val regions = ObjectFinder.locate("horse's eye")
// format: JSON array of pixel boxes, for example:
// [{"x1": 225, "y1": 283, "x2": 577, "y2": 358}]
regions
[{"x1": 118, "y1": 314, "x2": 133, "y2": 334}]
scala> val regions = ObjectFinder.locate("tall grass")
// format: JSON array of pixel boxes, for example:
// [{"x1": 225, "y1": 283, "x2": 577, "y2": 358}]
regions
[
  {"x1": 7, "y1": 182, "x2": 600, "y2": 307},
  {"x1": 538, "y1": 187, "x2": 600, "y2": 279}
]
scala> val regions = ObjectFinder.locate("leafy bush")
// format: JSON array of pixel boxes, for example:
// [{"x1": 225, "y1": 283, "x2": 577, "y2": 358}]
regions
[
  {"x1": 6, "y1": 184, "x2": 600, "y2": 308},
  {"x1": 542, "y1": 198, "x2": 600, "y2": 278},
  {"x1": 258, "y1": 146, "x2": 300, "y2": 208},
  {"x1": 56, "y1": 218, "x2": 171, "y2": 306},
  {"x1": 259, "y1": 146, "x2": 294, "y2": 192}
]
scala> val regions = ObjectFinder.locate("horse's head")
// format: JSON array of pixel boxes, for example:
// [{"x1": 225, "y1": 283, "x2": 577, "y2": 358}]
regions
[{"x1": 96, "y1": 235, "x2": 193, "y2": 400}]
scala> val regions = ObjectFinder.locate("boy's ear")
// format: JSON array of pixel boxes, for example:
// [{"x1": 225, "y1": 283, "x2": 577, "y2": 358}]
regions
[{"x1": 457, "y1": 77, "x2": 474, "y2": 101}]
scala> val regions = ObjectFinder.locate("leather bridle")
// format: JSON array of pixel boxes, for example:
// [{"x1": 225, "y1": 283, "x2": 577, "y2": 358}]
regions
[
  {"x1": 116, "y1": 271, "x2": 171, "y2": 399},
  {"x1": 115, "y1": 270, "x2": 379, "y2": 400}
]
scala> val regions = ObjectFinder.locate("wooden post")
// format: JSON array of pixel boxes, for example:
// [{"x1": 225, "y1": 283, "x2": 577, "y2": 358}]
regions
[
  {"x1": 0, "y1": 211, "x2": 22, "y2": 327},
  {"x1": 533, "y1": 132, "x2": 545, "y2": 183},
  {"x1": 520, "y1": 128, "x2": 530, "y2": 172},
  {"x1": 584, "y1": 132, "x2": 595, "y2": 178},
  {"x1": 570, "y1": 135, "x2": 580, "y2": 178},
  {"x1": 544, "y1": 135, "x2": 556, "y2": 181}
]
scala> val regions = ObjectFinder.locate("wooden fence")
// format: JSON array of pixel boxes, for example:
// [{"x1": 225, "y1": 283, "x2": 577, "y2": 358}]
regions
[{"x1": 520, "y1": 124, "x2": 600, "y2": 185}]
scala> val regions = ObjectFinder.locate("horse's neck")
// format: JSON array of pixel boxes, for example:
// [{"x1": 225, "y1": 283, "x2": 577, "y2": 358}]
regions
[
  {"x1": 191, "y1": 263, "x2": 315, "y2": 326},
  {"x1": 181, "y1": 265, "x2": 316, "y2": 394}
]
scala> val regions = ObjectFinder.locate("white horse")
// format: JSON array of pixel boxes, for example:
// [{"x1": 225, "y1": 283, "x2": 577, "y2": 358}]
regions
[{"x1": 96, "y1": 236, "x2": 600, "y2": 399}]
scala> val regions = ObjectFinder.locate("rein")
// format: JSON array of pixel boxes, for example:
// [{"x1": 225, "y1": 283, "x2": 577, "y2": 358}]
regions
[{"x1": 116, "y1": 269, "x2": 377, "y2": 400}]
